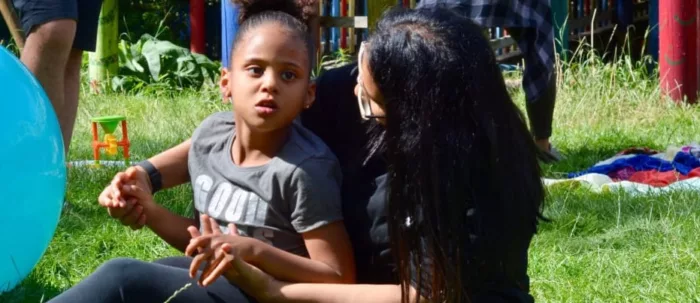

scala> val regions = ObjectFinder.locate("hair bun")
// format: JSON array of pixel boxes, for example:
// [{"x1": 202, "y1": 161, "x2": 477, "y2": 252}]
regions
[{"x1": 232, "y1": 0, "x2": 312, "y2": 24}]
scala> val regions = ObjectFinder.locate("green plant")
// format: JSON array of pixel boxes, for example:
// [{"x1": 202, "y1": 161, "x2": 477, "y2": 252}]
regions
[
  {"x1": 313, "y1": 48, "x2": 356, "y2": 79},
  {"x1": 0, "y1": 39, "x2": 21, "y2": 57},
  {"x1": 112, "y1": 34, "x2": 221, "y2": 93},
  {"x1": 118, "y1": 0, "x2": 190, "y2": 48}
]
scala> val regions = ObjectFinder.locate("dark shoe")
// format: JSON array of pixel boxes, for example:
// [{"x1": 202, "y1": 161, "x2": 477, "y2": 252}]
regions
[{"x1": 538, "y1": 144, "x2": 563, "y2": 163}]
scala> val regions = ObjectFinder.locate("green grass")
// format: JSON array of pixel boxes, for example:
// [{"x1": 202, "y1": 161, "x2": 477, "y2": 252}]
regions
[{"x1": 3, "y1": 50, "x2": 700, "y2": 302}]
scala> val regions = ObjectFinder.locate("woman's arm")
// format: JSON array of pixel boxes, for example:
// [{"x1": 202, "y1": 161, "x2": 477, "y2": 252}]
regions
[
  {"x1": 268, "y1": 283, "x2": 427, "y2": 303},
  {"x1": 230, "y1": 267, "x2": 427, "y2": 303},
  {"x1": 217, "y1": 237, "x2": 428, "y2": 303}
]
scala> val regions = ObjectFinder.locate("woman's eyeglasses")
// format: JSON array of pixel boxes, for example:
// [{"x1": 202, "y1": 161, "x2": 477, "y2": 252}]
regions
[{"x1": 357, "y1": 42, "x2": 385, "y2": 120}]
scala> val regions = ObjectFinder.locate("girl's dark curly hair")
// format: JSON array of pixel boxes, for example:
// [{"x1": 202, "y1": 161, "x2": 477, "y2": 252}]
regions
[
  {"x1": 232, "y1": 0, "x2": 318, "y2": 24},
  {"x1": 229, "y1": 0, "x2": 317, "y2": 70}
]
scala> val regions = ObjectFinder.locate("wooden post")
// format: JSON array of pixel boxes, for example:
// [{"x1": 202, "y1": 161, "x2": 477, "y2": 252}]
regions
[
  {"x1": 0, "y1": 0, "x2": 24, "y2": 49},
  {"x1": 348, "y1": 0, "x2": 355, "y2": 52},
  {"x1": 367, "y1": 0, "x2": 395, "y2": 31}
]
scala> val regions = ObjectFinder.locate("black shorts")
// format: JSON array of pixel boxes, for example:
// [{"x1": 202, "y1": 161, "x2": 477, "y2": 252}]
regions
[{"x1": 12, "y1": 0, "x2": 103, "y2": 51}]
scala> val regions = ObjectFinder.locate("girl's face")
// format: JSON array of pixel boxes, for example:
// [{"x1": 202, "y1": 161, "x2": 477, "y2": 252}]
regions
[
  {"x1": 220, "y1": 23, "x2": 315, "y2": 133},
  {"x1": 354, "y1": 42, "x2": 386, "y2": 124}
]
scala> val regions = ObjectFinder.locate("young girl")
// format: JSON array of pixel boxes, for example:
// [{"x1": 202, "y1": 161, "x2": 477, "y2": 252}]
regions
[
  {"x1": 47, "y1": 1, "x2": 354, "y2": 302},
  {"x1": 182, "y1": 0, "x2": 355, "y2": 286}
]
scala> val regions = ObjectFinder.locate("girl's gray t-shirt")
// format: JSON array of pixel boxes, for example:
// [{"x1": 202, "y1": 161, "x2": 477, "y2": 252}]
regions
[{"x1": 188, "y1": 112, "x2": 344, "y2": 257}]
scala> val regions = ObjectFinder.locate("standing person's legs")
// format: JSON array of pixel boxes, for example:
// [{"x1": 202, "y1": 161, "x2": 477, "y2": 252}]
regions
[
  {"x1": 12, "y1": 0, "x2": 102, "y2": 155},
  {"x1": 47, "y1": 257, "x2": 258, "y2": 303},
  {"x1": 505, "y1": 27, "x2": 558, "y2": 160},
  {"x1": 62, "y1": 48, "x2": 83, "y2": 154},
  {"x1": 13, "y1": 1, "x2": 76, "y2": 153},
  {"x1": 62, "y1": 0, "x2": 102, "y2": 153}
]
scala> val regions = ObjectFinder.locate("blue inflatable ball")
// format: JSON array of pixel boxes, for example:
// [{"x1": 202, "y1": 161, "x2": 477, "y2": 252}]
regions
[{"x1": 0, "y1": 46, "x2": 66, "y2": 293}]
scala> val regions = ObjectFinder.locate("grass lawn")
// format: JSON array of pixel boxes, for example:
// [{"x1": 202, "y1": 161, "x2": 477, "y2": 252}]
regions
[{"x1": 2, "y1": 55, "x2": 700, "y2": 302}]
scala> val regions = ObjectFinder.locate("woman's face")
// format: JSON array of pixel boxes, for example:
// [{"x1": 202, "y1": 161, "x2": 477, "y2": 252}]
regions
[{"x1": 354, "y1": 43, "x2": 386, "y2": 124}]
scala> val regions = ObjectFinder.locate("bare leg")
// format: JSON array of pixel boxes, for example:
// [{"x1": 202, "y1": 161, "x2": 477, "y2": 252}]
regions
[
  {"x1": 63, "y1": 48, "x2": 84, "y2": 153},
  {"x1": 19, "y1": 19, "x2": 77, "y2": 154}
]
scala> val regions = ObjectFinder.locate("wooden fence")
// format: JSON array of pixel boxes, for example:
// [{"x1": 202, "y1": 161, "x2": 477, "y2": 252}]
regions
[{"x1": 317, "y1": 0, "x2": 653, "y2": 62}]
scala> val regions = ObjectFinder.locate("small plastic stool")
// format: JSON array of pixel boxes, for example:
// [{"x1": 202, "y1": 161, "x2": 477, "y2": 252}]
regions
[{"x1": 91, "y1": 115, "x2": 131, "y2": 167}]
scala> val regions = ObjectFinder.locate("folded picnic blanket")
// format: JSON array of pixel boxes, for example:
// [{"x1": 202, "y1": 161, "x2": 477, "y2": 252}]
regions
[
  {"x1": 543, "y1": 174, "x2": 700, "y2": 196},
  {"x1": 568, "y1": 152, "x2": 700, "y2": 179}
]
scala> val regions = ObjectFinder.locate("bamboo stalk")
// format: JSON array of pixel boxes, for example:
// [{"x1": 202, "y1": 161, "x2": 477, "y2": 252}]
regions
[
  {"x1": 0, "y1": 0, "x2": 24, "y2": 49},
  {"x1": 88, "y1": 0, "x2": 118, "y2": 93},
  {"x1": 348, "y1": 0, "x2": 355, "y2": 52}
]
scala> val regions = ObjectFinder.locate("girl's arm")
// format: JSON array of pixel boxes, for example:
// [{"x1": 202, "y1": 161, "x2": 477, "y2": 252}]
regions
[
  {"x1": 144, "y1": 203, "x2": 198, "y2": 252},
  {"x1": 191, "y1": 216, "x2": 355, "y2": 285},
  {"x1": 142, "y1": 138, "x2": 192, "y2": 191},
  {"x1": 249, "y1": 221, "x2": 355, "y2": 284},
  {"x1": 99, "y1": 139, "x2": 193, "y2": 231},
  {"x1": 143, "y1": 138, "x2": 197, "y2": 251},
  {"x1": 243, "y1": 156, "x2": 354, "y2": 284},
  {"x1": 119, "y1": 183, "x2": 197, "y2": 253}
]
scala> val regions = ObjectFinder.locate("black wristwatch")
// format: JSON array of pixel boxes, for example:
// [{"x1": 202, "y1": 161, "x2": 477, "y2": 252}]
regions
[{"x1": 135, "y1": 160, "x2": 163, "y2": 194}]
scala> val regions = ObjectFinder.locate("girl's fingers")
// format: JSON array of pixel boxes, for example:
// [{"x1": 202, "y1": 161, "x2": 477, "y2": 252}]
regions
[
  {"x1": 189, "y1": 250, "x2": 212, "y2": 279},
  {"x1": 135, "y1": 213, "x2": 147, "y2": 228},
  {"x1": 185, "y1": 236, "x2": 210, "y2": 257},
  {"x1": 201, "y1": 214, "x2": 214, "y2": 235},
  {"x1": 199, "y1": 249, "x2": 227, "y2": 286},
  {"x1": 187, "y1": 226, "x2": 201, "y2": 239},
  {"x1": 110, "y1": 173, "x2": 127, "y2": 205},
  {"x1": 201, "y1": 253, "x2": 232, "y2": 287},
  {"x1": 209, "y1": 217, "x2": 222, "y2": 235},
  {"x1": 227, "y1": 223, "x2": 238, "y2": 235},
  {"x1": 121, "y1": 184, "x2": 149, "y2": 200}
]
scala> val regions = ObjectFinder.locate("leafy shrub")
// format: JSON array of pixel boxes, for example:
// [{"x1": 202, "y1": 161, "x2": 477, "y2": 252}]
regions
[{"x1": 112, "y1": 34, "x2": 221, "y2": 93}]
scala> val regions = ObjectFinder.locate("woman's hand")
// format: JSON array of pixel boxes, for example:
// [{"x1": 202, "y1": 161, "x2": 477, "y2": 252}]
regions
[
  {"x1": 186, "y1": 214, "x2": 261, "y2": 286},
  {"x1": 221, "y1": 246, "x2": 282, "y2": 302}
]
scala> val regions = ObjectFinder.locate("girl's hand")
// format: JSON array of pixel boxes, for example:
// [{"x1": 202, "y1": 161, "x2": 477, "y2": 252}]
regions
[
  {"x1": 186, "y1": 214, "x2": 259, "y2": 286},
  {"x1": 98, "y1": 166, "x2": 152, "y2": 229}
]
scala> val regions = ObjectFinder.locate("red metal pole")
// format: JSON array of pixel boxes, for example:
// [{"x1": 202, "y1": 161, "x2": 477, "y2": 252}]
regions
[
  {"x1": 190, "y1": 0, "x2": 206, "y2": 54},
  {"x1": 341, "y1": 0, "x2": 347, "y2": 49},
  {"x1": 659, "y1": 0, "x2": 697, "y2": 104}
]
